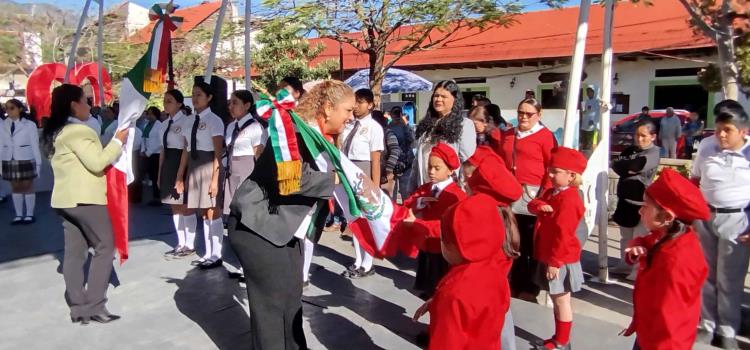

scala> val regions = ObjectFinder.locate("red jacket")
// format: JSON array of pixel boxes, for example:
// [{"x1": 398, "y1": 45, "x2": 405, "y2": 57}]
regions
[
  {"x1": 496, "y1": 127, "x2": 556, "y2": 189},
  {"x1": 429, "y1": 257, "x2": 509, "y2": 350},
  {"x1": 528, "y1": 187, "x2": 584, "y2": 268},
  {"x1": 399, "y1": 181, "x2": 466, "y2": 253},
  {"x1": 628, "y1": 228, "x2": 708, "y2": 350}
]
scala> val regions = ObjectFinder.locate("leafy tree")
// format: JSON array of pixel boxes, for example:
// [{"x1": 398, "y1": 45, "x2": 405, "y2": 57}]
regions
[
  {"x1": 251, "y1": 18, "x2": 337, "y2": 93},
  {"x1": 265, "y1": 0, "x2": 563, "y2": 106}
]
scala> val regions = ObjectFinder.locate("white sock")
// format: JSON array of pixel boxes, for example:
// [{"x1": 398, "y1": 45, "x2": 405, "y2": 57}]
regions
[
  {"x1": 183, "y1": 214, "x2": 197, "y2": 250},
  {"x1": 24, "y1": 193, "x2": 35, "y2": 216},
  {"x1": 303, "y1": 238, "x2": 315, "y2": 282},
  {"x1": 202, "y1": 219, "x2": 212, "y2": 259},
  {"x1": 352, "y1": 236, "x2": 363, "y2": 268},
  {"x1": 12, "y1": 193, "x2": 23, "y2": 217},
  {"x1": 210, "y1": 219, "x2": 224, "y2": 260},
  {"x1": 173, "y1": 214, "x2": 185, "y2": 247},
  {"x1": 360, "y1": 248, "x2": 374, "y2": 271}
]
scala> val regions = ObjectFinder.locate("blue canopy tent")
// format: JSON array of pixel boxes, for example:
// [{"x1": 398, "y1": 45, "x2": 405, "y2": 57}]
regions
[{"x1": 344, "y1": 68, "x2": 433, "y2": 94}]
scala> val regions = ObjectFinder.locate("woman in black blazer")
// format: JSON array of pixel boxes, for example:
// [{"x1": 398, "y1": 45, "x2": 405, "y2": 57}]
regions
[{"x1": 228, "y1": 80, "x2": 354, "y2": 349}]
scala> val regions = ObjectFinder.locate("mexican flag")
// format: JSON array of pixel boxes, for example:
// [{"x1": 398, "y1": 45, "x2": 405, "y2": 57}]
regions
[{"x1": 107, "y1": 3, "x2": 181, "y2": 263}]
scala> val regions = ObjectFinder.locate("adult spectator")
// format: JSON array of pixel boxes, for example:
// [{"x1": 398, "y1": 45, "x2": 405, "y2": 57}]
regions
[
  {"x1": 580, "y1": 86, "x2": 600, "y2": 151},
  {"x1": 140, "y1": 106, "x2": 163, "y2": 204},
  {"x1": 659, "y1": 107, "x2": 681, "y2": 158},
  {"x1": 372, "y1": 110, "x2": 401, "y2": 196},
  {"x1": 471, "y1": 94, "x2": 491, "y2": 108},
  {"x1": 496, "y1": 98, "x2": 557, "y2": 302},
  {"x1": 682, "y1": 109, "x2": 704, "y2": 159},
  {"x1": 387, "y1": 106, "x2": 415, "y2": 203},
  {"x1": 43, "y1": 84, "x2": 128, "y2": 325},
  {"x1": 486, "y1": 103, "x2": 508, "y2": 130}
]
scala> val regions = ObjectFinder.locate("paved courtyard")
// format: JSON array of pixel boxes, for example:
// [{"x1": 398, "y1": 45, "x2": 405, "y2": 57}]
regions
[{"x1": 0, "y1": 191, "x2": 744, "y2": 349}]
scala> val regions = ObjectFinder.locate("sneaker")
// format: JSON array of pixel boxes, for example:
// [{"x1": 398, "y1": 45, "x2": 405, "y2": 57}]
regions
[
  {"x1": 190, "y1": 258, "x2": 207, "y2": 266},
  {"x1": 714, "y1": 335, "x2": 740, "y2": 350},
  {"x1": 163, "y1": 246, "x2": 183, "y2": 258},
  {"x1": 349, "y1": 267, "x2": 375, "y2": 279}
]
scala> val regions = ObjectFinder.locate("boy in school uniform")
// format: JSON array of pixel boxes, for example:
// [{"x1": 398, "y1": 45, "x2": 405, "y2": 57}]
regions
[
  {"x1": 340, "y1": 88, "x2": 385, "y2": 279},
  {"x1": 692, "y1": 105, "x2": 750, "y2": 350}
]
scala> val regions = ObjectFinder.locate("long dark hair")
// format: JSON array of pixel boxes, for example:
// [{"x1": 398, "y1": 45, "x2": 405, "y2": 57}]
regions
[
  {"x1": 231, "y1": 89, "x2": 266, "y2": 128},
  {"x1": 165, "y1": 89, "x2": 191, "y2": 115},
  {"x1": 281, "y1": 76, "x2": 305, "y2": 98},
  {"x1": 415, "y1": 80, "x2": 465, "y2": 143},
  {"x1": 43, "y1": 84, "x2": 84, "y2": 156},
  {"x1": 644, "y1": 194, "x2": 689, "y2": 267},
  {"x1": 4, "y1": 98, "x2": 35, "y2": 123}
]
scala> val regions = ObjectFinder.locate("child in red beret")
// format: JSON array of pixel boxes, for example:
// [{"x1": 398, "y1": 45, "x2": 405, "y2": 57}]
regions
[
  {"x1": 527, "y1": 146, "x2": 587, "y2": 350},
  {"x1": 621, "y1": 168, "x2": 708, "y2": 350},
  {"x1": 399, "y1": 142, "x2": 467, "y2": 299}
]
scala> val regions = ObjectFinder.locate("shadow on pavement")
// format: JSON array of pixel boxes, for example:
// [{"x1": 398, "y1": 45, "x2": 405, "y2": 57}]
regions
[{"x1": 307, "y1": 307, "x2": 386, "y2": 350}]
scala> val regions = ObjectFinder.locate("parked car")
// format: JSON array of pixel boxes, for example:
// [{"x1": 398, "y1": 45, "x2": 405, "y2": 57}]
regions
[{"x1": 611, "y1": 109, "x2": 691, "y2": 156}]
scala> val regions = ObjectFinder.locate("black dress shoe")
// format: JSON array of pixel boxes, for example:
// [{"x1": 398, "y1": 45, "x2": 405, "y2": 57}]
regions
[
  {"x1": 199, "y1": 259, "x2": 223, "y2": 269},
  {"x1": 90, "y1": 313, "x2": 121, "y2": 324},
  {"x1": 190, "y1": 258, "x2": 206, "y2": 266},
  {"x1": 350, "y1": 267, "x2": 375, "y2": 279},
  {"x1": 714, "y1": 335, "x2": 740, "y2": 350},
  {"x1": 227, "y1": 271, "x2": 244, "y2": 279}
]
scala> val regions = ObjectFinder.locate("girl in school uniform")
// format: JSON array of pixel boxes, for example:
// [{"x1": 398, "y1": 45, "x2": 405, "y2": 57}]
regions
[
  {"x1": 177, "y1": 82, "x2": 225, "y2": 269},
  {"x1": 159, "y1": 89, "x2": 198, "y2": 259},
  {"x1": 622, "y1": 168, "x2": 709, "y2": 350},
  {"x1": 610, "y1": 120, "x2": 661, "y2": 279},
  {"x1": 1, "y1": 99, "x2": 41, "y2": 224},
  {"x1": 527, "y1": 147, "x2": 587, "y2": 350}
]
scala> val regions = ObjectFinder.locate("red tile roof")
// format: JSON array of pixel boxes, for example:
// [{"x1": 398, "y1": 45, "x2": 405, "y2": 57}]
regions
[
  {"x1": 130, "y1": 1, "x2": 222, "y2": 43},
  {"x1": 307, "y1": 0, "x2": 712, "y2": 71}
]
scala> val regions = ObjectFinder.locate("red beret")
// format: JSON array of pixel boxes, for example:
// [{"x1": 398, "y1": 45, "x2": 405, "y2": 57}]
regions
[
  {"x1": 467, "y1": 147, "x2": 522, "y2": 205},
  {"x1": 430, "y1": 143, "x2": 460, "y2": 170},
  {"x1": 467, "y1": 145, "x2": 495, "y2": 167},
  {"x1": 550, "y1": 147, "x2": 587, "y2": 174},
  {"x1": 645, "y1": 168, "x2": 709, "y2": 222},
  {"x1": 441, "y1": 194, "x2": 504, "y2": 262}
]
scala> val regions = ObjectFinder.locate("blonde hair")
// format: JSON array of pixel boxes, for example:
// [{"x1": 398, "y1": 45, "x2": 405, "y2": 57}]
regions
[
  {"x1": 570, "y1": 172, "x2": 582, "y2": 186},
  {"x1": 295, "y1": 80, "x2": 354, "y2": 123}
]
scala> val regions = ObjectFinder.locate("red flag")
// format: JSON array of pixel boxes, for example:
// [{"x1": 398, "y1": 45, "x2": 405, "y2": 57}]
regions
[{"x1": 105, "y1": 167, "x2": 129, "y2": 264}]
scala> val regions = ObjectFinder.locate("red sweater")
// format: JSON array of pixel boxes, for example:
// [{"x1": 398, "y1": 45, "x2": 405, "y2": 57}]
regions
[
  {"x1": 398, "y1": 181, "x2": 466, "y2": 253},
  {"x1": 628, "y1": 229, "x2": 708, "y2": 350},
  {"x1": 528, "y1": 187, "x2": 584, "y2": 268},
  {"x1": 496, "y1": 127, "x2": 556, "y2": 189}
]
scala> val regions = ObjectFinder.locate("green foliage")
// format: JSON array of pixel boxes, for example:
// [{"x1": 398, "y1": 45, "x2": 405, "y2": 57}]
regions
[{"x1": 251, "y1": 18, "x2": 337, "y2": 93}]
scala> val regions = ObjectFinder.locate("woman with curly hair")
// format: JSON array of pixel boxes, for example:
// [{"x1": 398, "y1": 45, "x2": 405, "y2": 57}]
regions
[{"x1": 410, "y1": 80, "x2": 476, "y2": 192}]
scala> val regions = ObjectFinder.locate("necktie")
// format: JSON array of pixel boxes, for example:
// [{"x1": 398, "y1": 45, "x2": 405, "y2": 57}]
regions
[
  {"x1": 431, "y1": 185, "x2": 440, "y2": 198},
  {"x1": 226, "y1": 121, "x2": 240, "y2": 176},
  {"x1": 10, "y1": 121, "x2": 15, "y2": 136},
  {"x1": 341, "y1": 120, "x2": 360, "y2": 157},
  {"x1": 143, "y1": 120, "x2": 155, "y2": 139},
  {"x1": 190, "y1": 115, "x2": 200, "y2": 160},
  {"x1": 162, "y1": 119, "x2": 173, "y2": 149}
]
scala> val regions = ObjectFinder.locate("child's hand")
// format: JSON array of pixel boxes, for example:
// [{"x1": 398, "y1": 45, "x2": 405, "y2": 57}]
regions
[
  {"x1": 625, "y1": 246, "x2": 647, "y2": 260},
  {"x1": 412, "y1": 298, "x2": 432, "y2": 322},
  {"x1": 539, "y1": 205, "x2": 554, "y2": 213},
  {"x1": 403, "y1": 209, "x2": 416, "y2": 223},
  {"x1": 619, "y1": 321, "x2": 636, "y2": 337},
  {"x1": 546, "y1": 266, "x2": 560, "y2": 280},
  {"x1": 737, "y1": 232, "x2": 750, "y2": 245}
]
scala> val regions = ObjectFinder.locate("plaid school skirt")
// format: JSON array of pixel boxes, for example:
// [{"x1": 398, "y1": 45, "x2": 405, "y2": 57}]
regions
[{"x1": 1, "y1": 160, "x2": 37, "y2": 181}]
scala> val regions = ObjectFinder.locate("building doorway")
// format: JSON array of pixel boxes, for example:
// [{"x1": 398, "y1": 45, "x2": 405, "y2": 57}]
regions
[{"x1": 650, "y1": 81, "x2": 712, "y2": 126}]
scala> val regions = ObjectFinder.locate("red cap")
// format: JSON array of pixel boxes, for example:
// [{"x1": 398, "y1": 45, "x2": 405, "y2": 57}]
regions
[
  {"x1": 441, "y1": 194, "x2": 504, "y2": 262},
  {"x1": 430, "y1": 143, "x2": 460, "y2": 170},
  {"x1": 467, "y1": 147, "x2": 522, "y2": 205},
  {"x1": 645, "y1": 168, "x2": 710, "y2": 222},
  {"x1": 550, "y1": 147, "x2": 587, "y2": 174}
]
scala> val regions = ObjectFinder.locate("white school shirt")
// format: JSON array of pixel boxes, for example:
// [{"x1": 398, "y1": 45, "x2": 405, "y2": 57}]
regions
[
  {"x1": 225, "y1": 113, "x2": 268, "y2": 157},
  {"x1": 340, "y1": 114, "x2": 384, "y2": 161},
  {"x1": 181, "y1": 108, "x2": 225, "y2": 152},
  {"x1": 160, "y1": 111, "x2": 189, "y2": 150},
  {"x1": 0, "y1": 118, "x2": 41, "y2": 167},
  {"x1": 140, "y1": 120, "x2": 163, "y2": 156},
  {"x1": 516, "y1": 122, "x2": 544, "y2": 139},
  {"x1": 694, "y1": 137, "x2": 750, "y2": 208}
]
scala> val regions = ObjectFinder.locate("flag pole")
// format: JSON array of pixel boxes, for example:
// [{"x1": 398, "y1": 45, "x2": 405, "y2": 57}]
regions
[
  {"x1": 205, "y1": 0, "x2": 229, "y2": 84},
  {"x1": 562, "y1": 0, "x2": 592, "y2": 148},
  {"x1": 65, "y1": 0, "x2": 93, "y2": 83},
  {"x1": 96, "y1": 0, "x2": 106, "y2": 107},
  {"x1": 244, "y1": 0, "x2": 252, "y2": 89}
]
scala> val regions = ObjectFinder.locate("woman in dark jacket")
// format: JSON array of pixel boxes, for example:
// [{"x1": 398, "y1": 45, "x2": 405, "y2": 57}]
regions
[
  {"x1": 610, "y1": 120, "x2": 661, "y2": 279},
  {"x1": 227, "y1": 80, "x2": 354, "y2": 349}
]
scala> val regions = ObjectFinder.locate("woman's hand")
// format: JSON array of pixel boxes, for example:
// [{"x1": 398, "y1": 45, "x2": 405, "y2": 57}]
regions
[
  {"x1": 114, "y1": 128, "x2": 129, "y2": 144},
  {"x1": 175, "y1": 180, "x2": 184, "y2": 194},
  {"x1": 412, "y1": 298, "x2": 432, "y2": 322},
  {"x1": 546, "y1": 266, "x2": 560, "y2": 281},
  {"x1": 619, "y1": 321, "x2": 636, "y2": 337}
]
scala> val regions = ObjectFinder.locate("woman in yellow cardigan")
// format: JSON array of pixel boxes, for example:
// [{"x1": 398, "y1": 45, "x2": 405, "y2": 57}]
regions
[{"x1": 42, "y1": 84, "x2": 129, "y2": 325}]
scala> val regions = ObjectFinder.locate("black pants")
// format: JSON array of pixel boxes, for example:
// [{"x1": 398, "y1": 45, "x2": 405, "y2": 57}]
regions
[
  {"x1": 145, "y1": 154, "x2": 160, "y2": 199},
  {"x1": 510, "y1": 213, "x2": 540, "y2": 297},
  {"x1": 228, "y1": 217, "x2": 307, "y2": 350},
  {"x1": 57, "y1": 205, "x2": 115, "y2": 318}
]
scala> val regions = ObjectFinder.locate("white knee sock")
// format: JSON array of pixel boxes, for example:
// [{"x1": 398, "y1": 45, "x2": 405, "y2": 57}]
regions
[
  {"x1": 352, "y1": 236, "x2": 363, "y2": 268},
  {"x1": 210, "y1": 219, "x2": 224, "y2": 260},
  {"x1": 24, "y1": 193, "x2": 35, "y2": 216},
  {"x1": 172, "y1": 214, "x2": 185, "y2": 247},
  {"x1": 202, "y1": 219, "x2": 212, "y2": 259},
  {"x1": 303, "y1": 238, "x2": 315, "y2": 282},
  {"x1": 12, "y1": 193, "x2": 23, "y2": 217},
  {"x1": 183, "y1": 214, "x2": 197, "y2": 250}
]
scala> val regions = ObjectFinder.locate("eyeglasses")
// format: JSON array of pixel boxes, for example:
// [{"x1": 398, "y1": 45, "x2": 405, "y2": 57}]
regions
[{"x1": 517, "y1": 111, "x2": 536, "y2": 118}]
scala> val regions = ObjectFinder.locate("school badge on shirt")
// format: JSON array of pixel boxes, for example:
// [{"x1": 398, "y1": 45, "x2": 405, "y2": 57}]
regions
[
  {"x1": 173, "y1": 126, "x2": 182, "y2": 134},
  {"x1": 198, "y1": 122, "x2": 207, "y2": 130}
]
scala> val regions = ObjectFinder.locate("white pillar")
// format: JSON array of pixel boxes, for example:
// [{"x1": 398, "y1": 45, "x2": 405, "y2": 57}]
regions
[
  {"x1": 65, "y1": 0, "x2": 93, "y2": 83},
  {"x1": 205, "y1": 0, "x2": 230, "y2": 84},
  {"x1": 562, "y1": 0, "x2": 592, "y2": 148},
  {"x1": 96, "y1": 0, "x2": 106, "y2": 107},
  {"x1": 244, "y1": 0, "x2": 252, "y2": 89}
]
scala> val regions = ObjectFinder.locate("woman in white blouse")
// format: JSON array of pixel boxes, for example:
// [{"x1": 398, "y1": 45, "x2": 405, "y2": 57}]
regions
[{"x1": 0, "y1": 99, "x2": 41, "y2": 224}]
